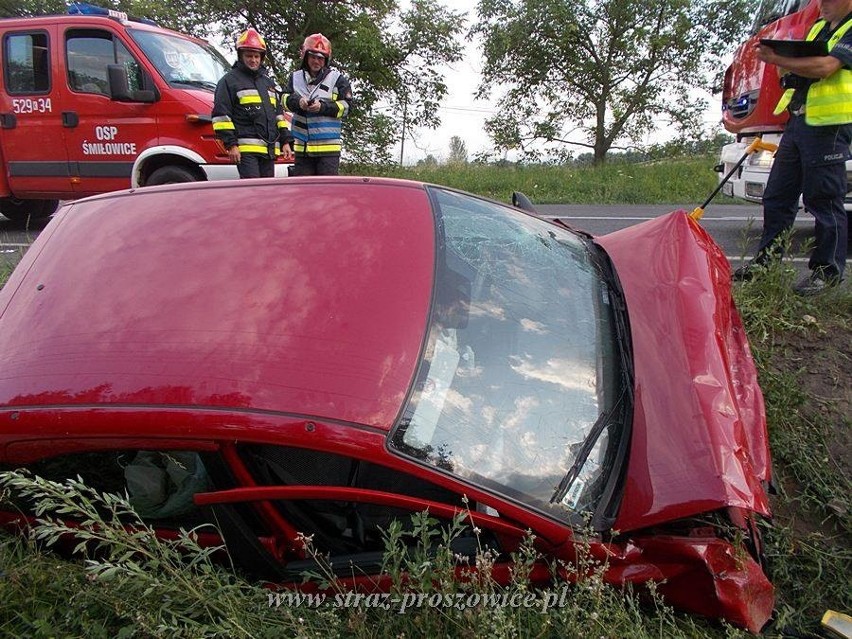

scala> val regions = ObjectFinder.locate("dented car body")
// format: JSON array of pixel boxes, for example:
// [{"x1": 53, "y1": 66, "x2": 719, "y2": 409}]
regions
[{"x1": 0, "y1": 178, "x2": 773, "y2": 631}]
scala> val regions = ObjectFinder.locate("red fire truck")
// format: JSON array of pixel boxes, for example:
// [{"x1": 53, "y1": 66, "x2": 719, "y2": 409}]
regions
[
  {"x1": 717, "y1": 0, "x2": 852, "y2": 208},
  {"x1": 0, "y1": 3, "x2": 291, "y2": 222}
]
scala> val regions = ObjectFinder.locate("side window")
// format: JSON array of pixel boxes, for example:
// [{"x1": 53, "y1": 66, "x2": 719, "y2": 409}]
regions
[
  {"x1": 66, "y1": 29, "x2": 143, "y2": 95},
  {"x1": 238, "y1": 444, "x2": 469, "y2": 556},
  {"x1": 19, "y1": 449, "x2": 215, "y2": 528},
  {"x1": 3, "y1": 31, "x2": 50, "y2": 94}
]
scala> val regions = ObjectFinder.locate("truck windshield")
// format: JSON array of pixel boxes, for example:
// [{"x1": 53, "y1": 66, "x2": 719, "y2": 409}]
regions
[
  {"x1": 128, "y1": 29, "x2": 229, "y2": 91},
  {"x1": 750, "y1": 0, "x2": 808, "y2": 34}
]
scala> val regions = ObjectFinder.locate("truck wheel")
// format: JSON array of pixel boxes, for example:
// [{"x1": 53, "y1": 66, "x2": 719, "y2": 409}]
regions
[
  {"x1": 0, "y1": 198, "x2": 59, "y2": 222},
  {"x1": 146, "y1": 166, "x2": 199, "y2": 186}
]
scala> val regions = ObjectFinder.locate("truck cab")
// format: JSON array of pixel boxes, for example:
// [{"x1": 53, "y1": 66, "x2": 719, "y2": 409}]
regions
[
  {"x1": 0, "y1": 3, "x2": 291, "y2": 222},
  {"x1": 717, "y1": 0, "x2": 852, "y2": 209}
]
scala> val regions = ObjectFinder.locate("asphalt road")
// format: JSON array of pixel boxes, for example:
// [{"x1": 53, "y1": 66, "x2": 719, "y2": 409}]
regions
[
  {"x1": 534, "y1": 202, "x2": 806, "y2": 267},
  {"x1": 0, "y1": 201, "x2": 823, "y2": 275}
]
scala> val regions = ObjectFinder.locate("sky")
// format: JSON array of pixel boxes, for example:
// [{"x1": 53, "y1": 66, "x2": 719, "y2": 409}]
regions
[
  {"x1": 397, "y1": 31, "x2": 499, "y2": 164},
  {"x1": 395, "y1": 1, "x2": 726, "y2": 165},
  {"x1": 395, "y1": 0, "x2": 497, "y2": 164}
]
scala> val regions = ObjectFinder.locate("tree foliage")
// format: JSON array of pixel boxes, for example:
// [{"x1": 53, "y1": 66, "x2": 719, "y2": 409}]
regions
[
  {"x1": 1, "y1": 0, "x2": 465, "y2": 165},
  {"x1": 472, "y1": 0, "x2": 751, "y2": 164},
  {"x1": 448, "y1": 135, "x2": 468, "y2": 164}
]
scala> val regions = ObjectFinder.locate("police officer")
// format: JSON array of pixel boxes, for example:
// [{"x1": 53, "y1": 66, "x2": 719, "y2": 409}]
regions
[
  {"x1": 212, "y1": 28, "x2": 293, "y2": 178},
  {"x1": 735, "y1": 0, "x2": 852, "y2": 295},
  {"x1": 282, "y1": 33, "x2": 352, "y2": 176}
]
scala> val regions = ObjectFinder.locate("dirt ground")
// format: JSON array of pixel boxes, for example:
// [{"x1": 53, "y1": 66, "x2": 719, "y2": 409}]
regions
[{"x1": 768, "y1": 314, "x2": 852, "y2": 534}]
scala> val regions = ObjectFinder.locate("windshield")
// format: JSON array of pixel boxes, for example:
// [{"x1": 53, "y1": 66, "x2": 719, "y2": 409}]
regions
[
  {"x1": 750, "y1": 0, "x2": 808, "y2": 34},
  {"x1": 128, "y1": 29, "x2": 229, "y2": 90},
  {"x1": 389, "y1": 189, "x2": 630, "y2": 525}
]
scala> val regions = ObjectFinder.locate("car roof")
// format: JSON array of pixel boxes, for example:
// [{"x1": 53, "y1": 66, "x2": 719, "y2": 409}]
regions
[{"x1": 0, "y1": 178, "x2": 436, "y2": 430}]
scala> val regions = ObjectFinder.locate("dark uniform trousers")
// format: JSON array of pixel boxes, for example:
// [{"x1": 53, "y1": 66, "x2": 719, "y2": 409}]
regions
[
  {"x1": 290, "y1": 155, "x2": 341, "y2": 177},
  {"x1": 757, "y1": 113, "x2": 850, "y2": 280},
  {"x1": 238, "y1": 153, "x2": 276, "y2": 179}
]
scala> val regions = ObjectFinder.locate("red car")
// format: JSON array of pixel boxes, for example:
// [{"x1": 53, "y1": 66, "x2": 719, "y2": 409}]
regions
[{"x1": 0, "y1": 178, "x2": 773, "y2": 631}]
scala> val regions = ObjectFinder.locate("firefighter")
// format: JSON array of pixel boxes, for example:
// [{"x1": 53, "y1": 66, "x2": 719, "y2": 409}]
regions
[
  {"x1": 212, "y1": 28, "x2": 293, "y2": 178},
  {"x1": 282, "y1": 33, "x2": 352, "y2": 176},
  {"x1": 735, "y1": 0, "x2": 852, "y2": 295}
]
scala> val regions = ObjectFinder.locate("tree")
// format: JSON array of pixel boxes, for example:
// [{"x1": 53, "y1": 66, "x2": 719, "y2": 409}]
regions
[
  {"x1": 417, "y1": 154, "x2": 439, "y2": 167},
  {"x1": 447, "y1": 136, "x2": 468, "y2": 164},
  {"x1": 2, "y1": 0, "x2": 465, "y2": 166},
  {"x1": 472, "y1": 0, "x2": 751, "y2": 164}
]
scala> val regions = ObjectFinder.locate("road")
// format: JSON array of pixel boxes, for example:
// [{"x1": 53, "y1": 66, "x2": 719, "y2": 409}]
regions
[
  {"x1": 533, "y1": 202, "x2": 818, "y2": 269},
  {"x1": 0, "y1": 201, "x2": 820, "y2": 274}
]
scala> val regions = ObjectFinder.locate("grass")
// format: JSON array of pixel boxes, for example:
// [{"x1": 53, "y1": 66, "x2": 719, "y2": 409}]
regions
[
  {"x1": 0, "y1": 159, "x2": 849, "y2": 637},
  {"x1": 345, "y1": 157, "x2": 722, "y2": 205},
  {"x1": 0, "y1": 473, "x2": 748, "y2": 639},
  {"x1": 731, "y1": 254, "x2": 852, "y2": 634}
]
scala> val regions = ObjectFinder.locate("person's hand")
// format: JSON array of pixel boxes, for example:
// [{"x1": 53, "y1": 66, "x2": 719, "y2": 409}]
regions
[
  {"x1": 306, "y1": 99, "x2": 322, "y2": 113},
  {"x1": 756, "y1": 43, "x2": 780, "y2": 66},
  {"x1": 228, "y1": 146, "x2": 241, "y2": 163},
  {"x1": 281, "y1": 145, "x2": 294, "y2": 161},
  {"x1": 299, "y1": 96, "x2": 311, "y2": 110}
]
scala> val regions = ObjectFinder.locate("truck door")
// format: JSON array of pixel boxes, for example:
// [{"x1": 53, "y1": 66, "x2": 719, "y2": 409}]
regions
[
  {"x1": 60, "y1": 27, "x2": 158, "y2": 197},
  {"x1": 0, "y1": 25, "x2": 74, "y2": 199}
]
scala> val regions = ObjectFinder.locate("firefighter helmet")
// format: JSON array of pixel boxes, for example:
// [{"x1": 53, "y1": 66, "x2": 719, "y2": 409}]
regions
[
  {"x1": 300, "y1": 33, "x2": 331, "y2": 65},
  {"x1": 236, "y1": 28, "x2": 267, "y2": 55}
]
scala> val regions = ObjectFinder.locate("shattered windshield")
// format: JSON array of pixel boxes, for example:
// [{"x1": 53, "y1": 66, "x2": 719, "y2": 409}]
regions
[
  {"x1": 128, "y1": 29, "x2": 229, "y2": 91},
  {"x1": 390, "y1": 189, "x2": 629, "y2": 525}
]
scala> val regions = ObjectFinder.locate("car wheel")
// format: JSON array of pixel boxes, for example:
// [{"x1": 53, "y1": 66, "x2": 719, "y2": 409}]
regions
[
  {"x1": 0, "y1": 197, "x2": 59, "y2": 222},
  {"x1": 146, "y1": 166, "x2": 200, "y2": 186}
]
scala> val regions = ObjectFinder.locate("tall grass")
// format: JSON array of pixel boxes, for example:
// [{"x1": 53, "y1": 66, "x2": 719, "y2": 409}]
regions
[
  {"x1": 345, "y1": 157, "x2": 721, "y2": 205},
  {"x1": 0, "y1": 472, "x2": 746, "y2": 639},
  {"x1": 732, "y1": 257, "x2": 852, "y2": 633}
]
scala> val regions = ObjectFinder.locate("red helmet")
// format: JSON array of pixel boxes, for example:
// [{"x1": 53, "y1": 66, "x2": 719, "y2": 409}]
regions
[
  {"x1": 236, "y1": 28, "x2": 267, "y2": 55},
  {"x1": 300, "y1": 33, "x2": 331, "y2": 65}
]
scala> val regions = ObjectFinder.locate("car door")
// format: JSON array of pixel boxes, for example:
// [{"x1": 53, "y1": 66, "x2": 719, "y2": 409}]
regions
[
  {"x1": 60, "y1": 26, "x2": 158, "y2": 197},
  {"x1": 0, "y1": 24, "x2": 74, "y2": 199}
]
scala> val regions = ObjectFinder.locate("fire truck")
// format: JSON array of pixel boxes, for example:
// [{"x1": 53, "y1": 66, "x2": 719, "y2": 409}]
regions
[
  {"x1": 717, "y1": 0, "x2": 852, "y2": 208},
  {"x1": 0, "y1": 3, "x2": 291, "y2": 222}
]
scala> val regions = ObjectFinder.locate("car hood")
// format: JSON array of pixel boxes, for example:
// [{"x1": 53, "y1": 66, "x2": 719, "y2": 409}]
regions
[
  {"x1": 594, "y1": 211, "x2": 771, "y2": 532},
  {"x1": 0, "y1": 179, "x2": 435, "y2": 429}
]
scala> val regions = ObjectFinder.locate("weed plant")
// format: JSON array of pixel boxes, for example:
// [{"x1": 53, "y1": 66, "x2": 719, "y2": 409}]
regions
[{"x1": 0, "y1": 471, "x2": 747, "y2": 638}]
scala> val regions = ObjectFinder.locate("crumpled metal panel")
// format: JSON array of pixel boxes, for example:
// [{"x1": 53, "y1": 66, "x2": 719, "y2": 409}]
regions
[
  {"x1": 597, "y1": 534, "x2": 774, "y2": 633},
  {"x1": 595, "y1": 211, "x2": 771, "y2": 531}
]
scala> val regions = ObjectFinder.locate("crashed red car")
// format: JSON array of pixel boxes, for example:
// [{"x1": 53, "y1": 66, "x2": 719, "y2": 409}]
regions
[{"x1": 0, "y1": 177, "x2": 772, "y2": 631}]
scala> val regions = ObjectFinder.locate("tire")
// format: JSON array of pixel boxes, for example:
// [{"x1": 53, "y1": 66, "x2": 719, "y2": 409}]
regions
[
  {"x1": 146, "y1": 166, "x2": 200, "y2": 186},
  {"x1": 0, "y1": 197, "x2": 59, "y2": 222}
]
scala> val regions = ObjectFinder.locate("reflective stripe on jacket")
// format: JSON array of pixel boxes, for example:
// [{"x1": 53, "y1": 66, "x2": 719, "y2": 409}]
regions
[
  {"x1": 773, "y1": 17, "x2": 852, "y2": 124},
  {"x1": 285, "y1": 68, "x2": 350, "y2": 156},
  {"x1": 212, "y1": 61, "x2": 290, "y2": 156}
]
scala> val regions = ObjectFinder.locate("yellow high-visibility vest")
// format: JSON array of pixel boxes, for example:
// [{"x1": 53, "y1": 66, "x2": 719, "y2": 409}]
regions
[{"x1": 772, "y1": 17, "x2": 852, "y2": 125}]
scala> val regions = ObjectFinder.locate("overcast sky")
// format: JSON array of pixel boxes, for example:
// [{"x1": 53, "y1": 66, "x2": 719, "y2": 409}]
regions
[{"x1": 396, "y1": 0, "x2": 726, "y2": 164}]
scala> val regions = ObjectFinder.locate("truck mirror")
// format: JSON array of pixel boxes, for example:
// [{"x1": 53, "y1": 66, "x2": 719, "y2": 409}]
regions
[{"x1": 108, "y1": 64, "x2": 156, "y2": 103}]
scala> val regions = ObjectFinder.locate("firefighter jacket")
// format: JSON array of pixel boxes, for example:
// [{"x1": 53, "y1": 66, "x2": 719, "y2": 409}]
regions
[
  {"x1": 283, "y1": 66, "x2": 351, "y2": 156},
  {"x1": 212, "y1": 60, "x2": 291, "y2": 157},
  {"x1": 773, "y1": 16, "x2": 852, "y2": 125}
]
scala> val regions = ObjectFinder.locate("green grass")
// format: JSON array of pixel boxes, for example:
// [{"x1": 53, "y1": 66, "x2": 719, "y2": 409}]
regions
[
  {"x1": 732, "y1": 256, "x2": 852, "y2": 634},
  {"x1": 0, "y1": 474, "x2": 747, "y2": 639},
  {"x1": 345, "y1": 157, "x2": 723, "y2": 205}
]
